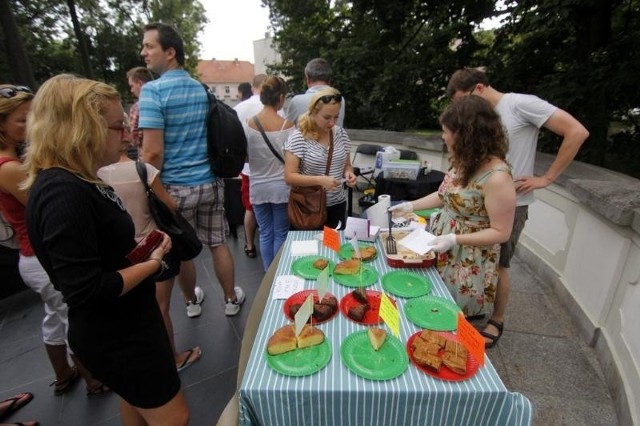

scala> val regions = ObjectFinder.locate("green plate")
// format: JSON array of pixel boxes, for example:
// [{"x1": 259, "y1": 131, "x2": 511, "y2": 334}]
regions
[
  {"x1": 333, "y1": 266, "x2": 378, "y2": 288},
  {"x1": 266, "y1": 339, "x2": 332, "y2": 376},
  {"x1": 415, "y1": 208, "x2": 439, "y2": 218},
  {"x1": 291, "y1": 255, "x2": 335, "y2": 280},
  {"x1": 381, "y1": 271, "x2": 432, "y2": 298},
  {"x1": 338, "y1": 243, "x2": 377, "y2": 261},
  {"x1": 340, "y1": 330, "x2": 408, "y2": 380},
  {"x1": 404, "y1": 295, "x2": 461, "y2": 331}
]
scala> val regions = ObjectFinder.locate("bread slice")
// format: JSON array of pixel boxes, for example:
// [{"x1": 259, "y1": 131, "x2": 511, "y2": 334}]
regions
[
  {"x1": 334, "y1": 259, "x2": 361, "y2": 275},
  {"x1": 267, "y1": 325, "x2": 297, "y2": 355},
  {"x1": 296, "y1": 324, "x2": 325, "y2": 349},
  {"x1": 355, "y1": 245, "x2": 377, "y2": 261},
  {"x1": 442, "y1": 351, "x2": 467, "y2": 375},
  {"x1": 413, "y1": 345, "x2": 443, "y2": 371},
  {"x1": 368, "y1": 327, "x2": 387, "y2": 351},
  {"x1": 312, "y1": 258, "x2": 329, "y2": 270},
  {"x1": 347, "y1": 304, "x2": 369, "y2": 322},
  {"x1": 352, "y1": 287, "x2": 369, "y2": 305},
  {"x1": 418, "y1": 330, "x2": 446, "y2": 349}
]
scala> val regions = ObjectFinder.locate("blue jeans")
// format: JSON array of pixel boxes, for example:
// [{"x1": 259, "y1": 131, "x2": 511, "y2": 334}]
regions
[{"x1": 253, "y1": 203, "x2": 290, "y2": 271}]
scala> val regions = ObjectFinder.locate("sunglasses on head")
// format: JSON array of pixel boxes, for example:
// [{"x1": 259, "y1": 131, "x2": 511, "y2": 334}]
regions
[
  {"x1": 0, "y1": 86, "x2": 33, "y2": 99},
  {"x1": 316, "y1": 93, "x2": 342, "y2": 105}
]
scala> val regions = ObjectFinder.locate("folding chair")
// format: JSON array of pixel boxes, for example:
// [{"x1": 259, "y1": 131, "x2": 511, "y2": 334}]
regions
[{"x1": 352, "y1": 143, "x2": 383, "y2": 192}]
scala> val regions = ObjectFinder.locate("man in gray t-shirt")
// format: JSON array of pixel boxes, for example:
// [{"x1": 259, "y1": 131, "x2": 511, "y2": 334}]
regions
[
  {"x1": 285, "y1": 58, "x2": 346, "y2": 126},
  {"x1": 447, "y1": 68, "x2": 589, "y2": 348}
]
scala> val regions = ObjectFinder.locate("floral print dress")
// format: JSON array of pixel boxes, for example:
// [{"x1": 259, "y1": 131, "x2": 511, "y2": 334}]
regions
[{"x1": 430, "y1": 166, "x2": 512, "y2": 317}]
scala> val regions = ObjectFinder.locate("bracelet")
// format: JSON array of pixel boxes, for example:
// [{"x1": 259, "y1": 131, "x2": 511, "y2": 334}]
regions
[{"x1": 149, "y1": 257, "x2": 167, "y2": 274}]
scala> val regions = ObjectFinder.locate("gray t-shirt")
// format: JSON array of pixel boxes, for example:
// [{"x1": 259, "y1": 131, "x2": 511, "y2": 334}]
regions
[
  {"x1": 285, "y1": 85, "x2": 346, "y2": 126},
  {"x1": 494, "y1": 93, "x2": 556, "y2": 206}
]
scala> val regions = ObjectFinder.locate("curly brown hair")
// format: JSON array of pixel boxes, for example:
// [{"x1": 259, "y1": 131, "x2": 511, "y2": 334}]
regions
[{"x1": 439, "y1": 95, "x2": 508, "y2": 187}]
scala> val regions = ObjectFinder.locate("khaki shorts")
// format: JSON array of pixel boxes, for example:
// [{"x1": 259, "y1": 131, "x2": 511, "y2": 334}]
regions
[
  {"x1": 166, "y1": 179, "x2": 228, "y2": 247},
  {"x1": 499, "y1": 205, "x2": 529, "y2": 268}
]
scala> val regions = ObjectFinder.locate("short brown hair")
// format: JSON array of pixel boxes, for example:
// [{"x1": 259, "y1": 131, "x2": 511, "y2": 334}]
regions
[
  {"x1": 126, "y1": 66, "x2": 155, "y2": 83},
  {"x1": 446, "y1": 67, "x2": 490, "y2": 98}
]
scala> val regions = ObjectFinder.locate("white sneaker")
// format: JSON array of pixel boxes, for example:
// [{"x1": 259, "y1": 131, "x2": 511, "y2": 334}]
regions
[
  {"x1": 186, "y1": 286, "x2": 205, "y2": 318},
  {"x1": 225, "y1": 287, "x2": 246, "y2": 316}
]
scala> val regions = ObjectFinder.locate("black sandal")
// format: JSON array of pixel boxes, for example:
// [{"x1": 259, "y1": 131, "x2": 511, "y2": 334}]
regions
[
  {"x1": 49, "y1": 366, "x2": 79, "y2": 396},
  {"x1": 480, "y1": 319, "x2": 504, "y2": 348},
  {"x1": 244, "y1": 245, "x2": 257, "y2": 258}
]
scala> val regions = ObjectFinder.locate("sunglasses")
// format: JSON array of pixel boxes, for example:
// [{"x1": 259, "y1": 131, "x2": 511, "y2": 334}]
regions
[
  {"x1": 315, "y1": 93, "x2": 343, "y2": 106},
  {"x1": 0, "y1": 86, "x2": 33, "y2": 99}
]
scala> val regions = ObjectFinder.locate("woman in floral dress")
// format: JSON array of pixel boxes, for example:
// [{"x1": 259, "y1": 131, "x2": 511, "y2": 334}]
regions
[{"x1": 390, "y1": 96, "x2": 516, "y2": 317}]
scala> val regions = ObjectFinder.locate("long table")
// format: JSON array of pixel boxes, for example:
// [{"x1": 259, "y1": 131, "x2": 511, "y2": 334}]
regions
[{"x1": 239, "y1": 231, "x2": 532, "y2": 425}]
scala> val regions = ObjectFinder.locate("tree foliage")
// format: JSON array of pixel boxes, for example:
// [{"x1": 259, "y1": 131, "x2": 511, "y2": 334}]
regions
[
  {"x1": 0, "y1": 0, "x2": 207, "y2": 101},
  {"x1": 265, "y1": 0, "x2": 640, "y2": 178}
]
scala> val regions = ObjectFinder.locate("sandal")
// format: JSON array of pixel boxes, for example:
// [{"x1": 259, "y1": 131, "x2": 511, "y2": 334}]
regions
[
  {"x1": 176, "y1": 347, "x2": 202, "y2": 372},
  {"x1": 0, "y1": 392, "x2": 34, "y2": 419},
  {"x1": 49, "y1": 366, "x2": 79, "y2": 396},
  {"x1": 244, "y1": 245, "x2": 257, "y2": 258},
  {"x1": 480, "y1": 319, "x2": 504, "y2": 348},
  {"x1": 86, "y1": 382, "x2": 111, "y2": 397}
]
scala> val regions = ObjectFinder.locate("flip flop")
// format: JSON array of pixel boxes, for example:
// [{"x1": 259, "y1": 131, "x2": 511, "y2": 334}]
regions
[
  {"x1": 480, "y1": 319, "x2": 504, "y2": 348},
  {"x1": 86, "y1": 382, "x2": 111, "y2": 397},
  {"x1": 49, "y1": 366, "x2": 79, "y2": 396},
  {"x1": 0, "y1": 392, "x2": 34, "y2": 419},
  {"x1": 176, "y1": 347, "x2": 202, "y2": 372}
]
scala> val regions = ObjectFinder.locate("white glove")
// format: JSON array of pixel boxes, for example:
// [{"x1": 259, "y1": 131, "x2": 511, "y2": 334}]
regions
[
  {"x1": 388, "y1": 201, "x2": 413, "y2": 213},
  {"x1": 430, "y1": 234, "x2": 456, "y2": 253}
]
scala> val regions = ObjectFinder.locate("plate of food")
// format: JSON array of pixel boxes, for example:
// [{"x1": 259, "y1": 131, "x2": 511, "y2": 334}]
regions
[
  {"x1": 291, "y1": 255, "x2": 334, "y2": 280},
  {"x1": 340, "y1": 288, "x2": 396, "y2": 324},
  {"x1": 378, "y1": 230, "x2": 437, "y2": 268},
  {"x1": 284, "y1": 290, "x2": 339, "y2": 324},
  {"x1": 406, "y1": 330, "x2": 479, "y2": 381},
  {"x1": 381, "y1": 270, "x2": 432, "y2": 298},
  {"x1": 340, "y1": 329, "x2": 408, "y2": 380},
  {"x1": 338, "y1": 243, "x2": 378, "y2": 262},
  {"x1": 333, "y1": 260, "x2": 379, "y2": 287},
  {"x1": 266, "y1": 324, "x2": 331, "y2": 376},
  {"x1": 404, "y1": 295, "x2": 461, "y2": 331}
]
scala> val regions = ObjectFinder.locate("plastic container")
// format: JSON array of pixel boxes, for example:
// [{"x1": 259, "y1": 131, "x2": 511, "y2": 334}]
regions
[
  {"x1": 382, "y1": 160, "x2": 421, "y2": 180},
  {"x1": 373, "y1": 147, "x2": 401, "y2": 177}
]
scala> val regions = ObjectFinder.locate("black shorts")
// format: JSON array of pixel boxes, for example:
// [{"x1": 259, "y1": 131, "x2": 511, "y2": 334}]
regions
[{"x1": 499, "y1": 205, "x2": 529, "y2": 268}]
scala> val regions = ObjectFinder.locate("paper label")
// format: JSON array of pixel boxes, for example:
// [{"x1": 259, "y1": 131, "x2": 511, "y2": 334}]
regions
[
  {"x1": 272, "y1": 275, "x2": 305, "y2": 299},
  {"x1": 323, "y1": 226, "x2": 340, "y2": 252},
  {"x1": 344, "y1": 217, "x2": 370, "y2": 240},
  {"x1": 316, "y1": 267, "x2": 329, "y2": 300},
  {"x1": 379, "y1": 292, "x2": 400, "y2": 338},
  {"x1": 294, "y1": 294, "x2": 314, "y2": 336},
  {"x1": 456, "y1": 313, "x2": 485, "y2": 366},
  {"x1": 349, "y1": 234, "x2": 361, "y2": 259}
]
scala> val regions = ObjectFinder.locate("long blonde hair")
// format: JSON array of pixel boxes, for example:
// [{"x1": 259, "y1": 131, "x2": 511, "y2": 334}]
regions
[
  {"x1": 23, "y1": 74, "x2": 121, "y2": 188},
  {"x1": 297, "y1": 87, "x2": 341, "y2": 141},
  {"x1": 0, "y1": 85, "x2": 34, "y2": 149}
]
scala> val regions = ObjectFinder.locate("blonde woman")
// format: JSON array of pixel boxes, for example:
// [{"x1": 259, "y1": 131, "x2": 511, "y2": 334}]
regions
[
  {"x1": 24, "y1": 75, "x2": 188, "y2": 425},
  {"x1": 284, "y1": 88, "x2": 357, "y2": 229}
]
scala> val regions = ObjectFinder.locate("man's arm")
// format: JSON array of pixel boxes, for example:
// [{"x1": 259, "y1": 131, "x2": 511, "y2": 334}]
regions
[
  {"x1": 141, "y1": 128, "x2": 165, "y2": 170},
  {"x1": 515, "y1": 108, "x2": 589, "y2": 195}
]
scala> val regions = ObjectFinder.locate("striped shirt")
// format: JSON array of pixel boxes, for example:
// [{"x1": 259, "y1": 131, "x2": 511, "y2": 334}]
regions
[
  {"x1": 138, "y1": 69, "x2": 213, "y2": 185},
  {"x1": 284, "y1": 126, "x2": 351, "y2": 206}
]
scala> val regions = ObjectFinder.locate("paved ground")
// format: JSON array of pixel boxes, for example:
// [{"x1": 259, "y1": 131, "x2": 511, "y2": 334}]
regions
[{"x1": 0, "y1": 228, "x2": 619, "y2": 425}]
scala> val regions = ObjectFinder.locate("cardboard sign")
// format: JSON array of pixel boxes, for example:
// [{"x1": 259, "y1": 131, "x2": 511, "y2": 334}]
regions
[
  {"x1": 316, "y1": 267, "x2": 329, "y2": 300},
  {"x1": 456, "y1": 313, "x2": 485, "y2": 366},
  {"x1": 294, "y1": 294, "x2": 314, "y2": 336},
  {"x1": 379, "y1": 292, "x2": 400, "y2": 338},
  {"x1": 344, "y1": 217, "x2": 370, "y2": 240},
  {"x1": 323, "y1": 226, "x2": 340, "y2": 252}
]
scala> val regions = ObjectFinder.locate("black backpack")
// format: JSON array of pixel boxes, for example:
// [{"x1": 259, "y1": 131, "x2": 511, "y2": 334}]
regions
[{"x1": 201, "y1": 83, "x2": 247, "y2": 178}]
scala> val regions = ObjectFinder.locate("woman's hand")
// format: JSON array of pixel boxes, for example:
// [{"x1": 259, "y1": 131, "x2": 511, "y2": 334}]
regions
[
  {"x1": 344, "y1": 171, "x2": 357, "y2": 188},
  {"x1": 320, "y1": 175, "x2": 341, "y2": 191},
  {"x1": 149, "y1": 232, "x2": 172, "y2": 261},
  {"x1": 430, "y1": 234, "x2": 456, "y2": 252}
]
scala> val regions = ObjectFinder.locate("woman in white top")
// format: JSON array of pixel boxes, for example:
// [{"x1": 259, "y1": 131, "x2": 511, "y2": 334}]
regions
[
  {"x1": 284, "y1": 88, "x2": 357, "y2": 229},
  {"x1": 245, "y1": 76, "x2": 295, "y2": 270}
]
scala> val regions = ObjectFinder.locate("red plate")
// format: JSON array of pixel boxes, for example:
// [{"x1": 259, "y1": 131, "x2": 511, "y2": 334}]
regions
[
  {"x1": 283, "y1": 290, "x2": 338, "y2": 324},
  {"x1": 406, "y1": 331, "x2": 480, "y2": 381},
  {"x1": 339, "y1": 290, "x2": 396, "y2": 325}
]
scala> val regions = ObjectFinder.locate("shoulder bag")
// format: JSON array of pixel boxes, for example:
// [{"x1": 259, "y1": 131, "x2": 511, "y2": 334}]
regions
[
  {"x1": 135, "y1": 160, "x2": 203, "y2": 261},
  {"x1": 252, "y1": 116, "x2": 284, "y2": 163},
  {"x1": 287, "y1": 132, "x2": 333, "y2": 230}
]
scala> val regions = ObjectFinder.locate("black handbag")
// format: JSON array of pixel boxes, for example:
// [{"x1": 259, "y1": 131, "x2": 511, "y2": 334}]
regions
[{"x1": 135, "y1": 160, "x2": 203, "y2": 261}]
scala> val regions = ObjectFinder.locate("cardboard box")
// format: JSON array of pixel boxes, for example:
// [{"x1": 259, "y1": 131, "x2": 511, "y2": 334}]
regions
[{"x1": 382, "y1": 160, "x2": 421, "y2": 180}]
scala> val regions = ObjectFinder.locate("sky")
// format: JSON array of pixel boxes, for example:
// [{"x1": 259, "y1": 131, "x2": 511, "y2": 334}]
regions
[{"x1": 200, "y1": 0, "x2": 271, "y2": 62}]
